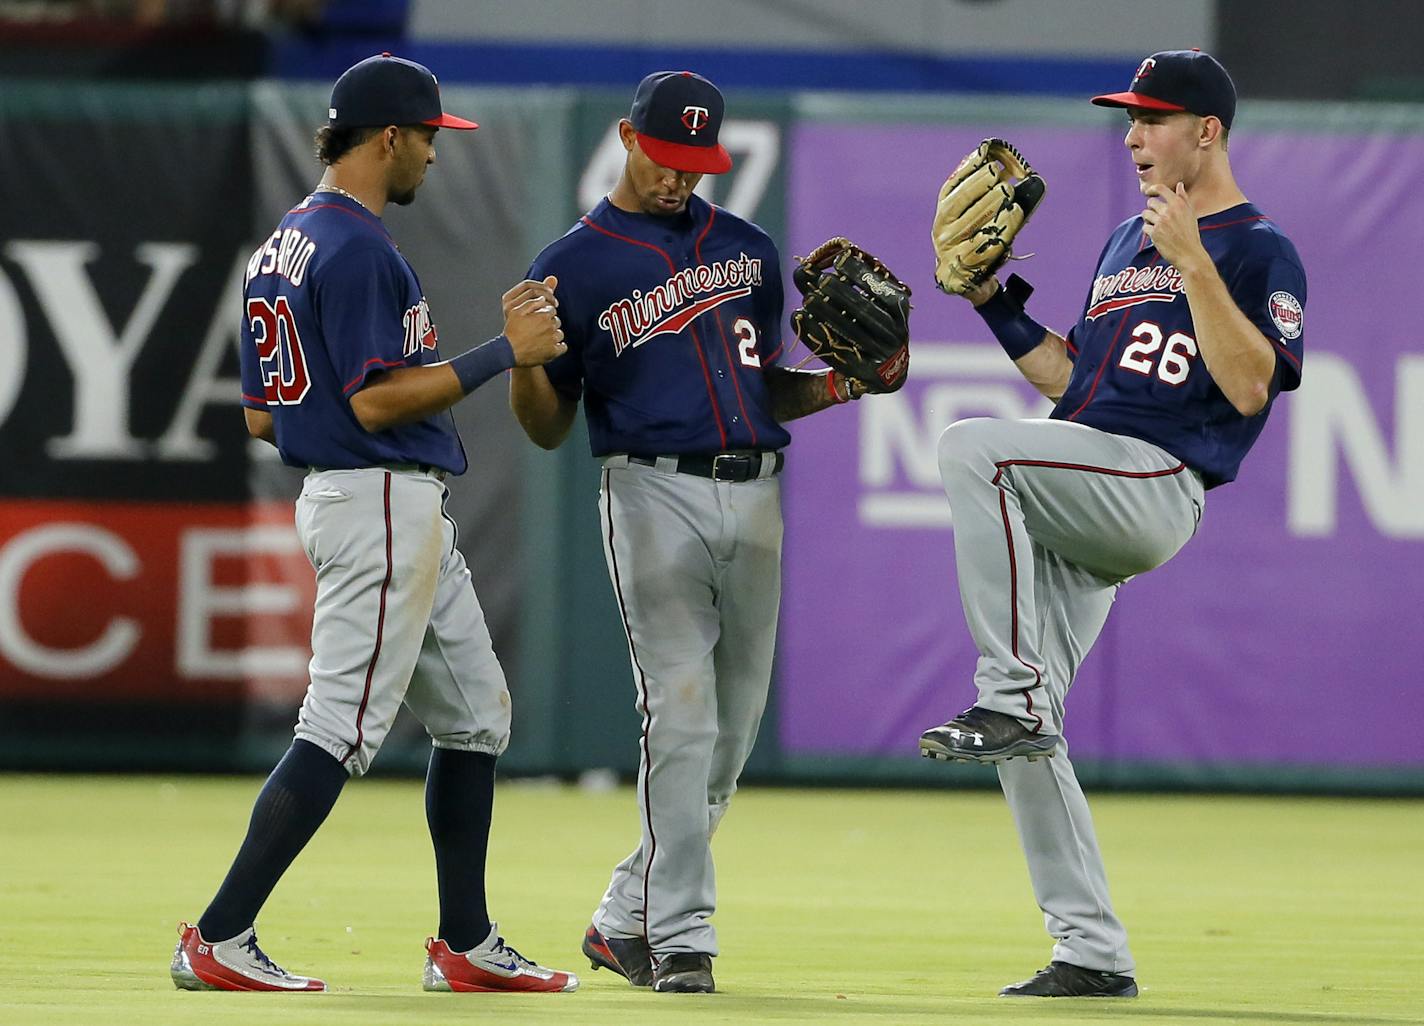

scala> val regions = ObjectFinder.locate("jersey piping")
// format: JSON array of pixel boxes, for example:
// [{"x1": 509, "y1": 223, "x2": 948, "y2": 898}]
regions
[{"x1": 696, "y1": 206, "x2": 758, "y2": 448}]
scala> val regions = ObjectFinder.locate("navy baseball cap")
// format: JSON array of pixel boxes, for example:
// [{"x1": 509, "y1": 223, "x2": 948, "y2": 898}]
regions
[
  {"x1": 629, "y1": 71, "x2": 732, "y2": 174},
  {"x1": 328, "y1": 53, "x2": 477, "y2": 131},
  {"x1": 1091, "y1": 49, "x2": 1236, "y2": 130}
]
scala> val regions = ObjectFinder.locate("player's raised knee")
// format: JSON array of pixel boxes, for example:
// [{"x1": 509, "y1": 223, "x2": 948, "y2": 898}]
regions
[{"x1": 937, "y1": 417, "x2": 996, "y2": 477}]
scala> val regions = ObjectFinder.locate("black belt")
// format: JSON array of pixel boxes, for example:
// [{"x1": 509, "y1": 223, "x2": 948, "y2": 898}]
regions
[{"x1": 627, "y1": 452, "x2": 783, "y2": 482}]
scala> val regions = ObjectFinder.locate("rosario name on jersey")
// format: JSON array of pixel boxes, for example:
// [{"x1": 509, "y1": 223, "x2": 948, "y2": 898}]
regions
[
  {"x1": 1053, "y1": 202, "x2": 1306, "y2": 487},
  {"x1": 238, "y1": 191, "x2": 467, "y2": 474},
  {"x1": 529, "y1": 195, "x2": 792, "y2": 456}
]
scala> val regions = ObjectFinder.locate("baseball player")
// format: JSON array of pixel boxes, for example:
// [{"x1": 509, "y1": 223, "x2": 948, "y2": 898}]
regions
[
  {"x1": 920, "y1": 50, "x2": 1306, "y2": 997},
  {"x1": 170, "y1": 53, "x2": 577, "y2": 994},
  {"x1": 509, "y1": 71, "x2": 890, "y2": 994}
]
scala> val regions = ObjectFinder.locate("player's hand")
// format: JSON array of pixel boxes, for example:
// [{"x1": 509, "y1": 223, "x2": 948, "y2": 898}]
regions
[
  {"x1": 1141, "y1": 183, "x2": 1210, "y2": 275},
  {"x1": 964, "y1": 276, "x2": 1000, "y2": 308},
  {"x1": 502, "y1": 276, "x2": 558, "y2": 319},
  {"x1": 503, "y1": 275, "x2": 566, "y2": 367}
]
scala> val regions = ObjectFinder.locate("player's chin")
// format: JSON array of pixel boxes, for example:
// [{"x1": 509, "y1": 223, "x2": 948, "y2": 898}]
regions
[{"x1": 390, "y1": 187, "x2": 419, "y2": 207}]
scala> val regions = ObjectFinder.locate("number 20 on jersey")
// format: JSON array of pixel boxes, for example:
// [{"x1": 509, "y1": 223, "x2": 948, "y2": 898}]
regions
[{"x1": 248, "y1": 297, "x2": 311, "y2": 405}]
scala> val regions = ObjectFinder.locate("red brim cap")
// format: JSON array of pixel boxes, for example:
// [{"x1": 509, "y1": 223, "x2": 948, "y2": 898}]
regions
[
  {"x1": 424, "y1": 112, "x2": 479, "y2": 130},
  {"x1": 1090, "y1": 91, "x2": 1187, "y2": 113},
  {"x1": 637, "y1": 132, "x2": 732, "y2": 174}
]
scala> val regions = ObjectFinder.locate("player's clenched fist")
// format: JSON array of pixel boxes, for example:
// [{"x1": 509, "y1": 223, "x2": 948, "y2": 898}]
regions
[{"x1": 502, "y1": 275, "x2": 567, "y2": 366}]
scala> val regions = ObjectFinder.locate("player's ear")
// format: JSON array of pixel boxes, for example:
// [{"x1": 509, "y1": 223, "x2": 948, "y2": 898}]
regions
[
  {"x1": 617, "y1": 119, "x2": 637, "y2": 153},
  {"x1": 1199, "y1": 115, "x2": 1223, "y2": 150}
]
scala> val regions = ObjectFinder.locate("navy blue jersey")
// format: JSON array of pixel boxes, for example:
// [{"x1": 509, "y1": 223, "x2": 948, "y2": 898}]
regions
[
  {"x1": 1052, "y1": 202, "x2": 1305, "y2": 487},
  {"x1": 239, "y1": 191, "x2": 467, "y2": 474},
  {"x1": 529, "y1": 195, "x2": 790, "y2": 456}
]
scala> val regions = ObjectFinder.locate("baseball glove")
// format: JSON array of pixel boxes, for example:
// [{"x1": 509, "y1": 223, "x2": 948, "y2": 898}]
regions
[
  {"x1": 932, "y1": 138, "x2": 1046, "y2": 296},
  {"x1": 790, "y1": 237, "x2": 911, "y2": 393}
]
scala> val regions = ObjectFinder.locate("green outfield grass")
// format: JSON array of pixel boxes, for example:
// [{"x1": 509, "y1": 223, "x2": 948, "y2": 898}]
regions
[{"x1": 0, "y1": 774, "x2": 1419, "y2": 1026}]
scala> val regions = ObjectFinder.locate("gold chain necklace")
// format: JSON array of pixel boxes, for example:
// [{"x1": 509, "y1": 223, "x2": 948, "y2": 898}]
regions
[{"x1": 314, "y1": 183, "x2": 371, "y2": 211}]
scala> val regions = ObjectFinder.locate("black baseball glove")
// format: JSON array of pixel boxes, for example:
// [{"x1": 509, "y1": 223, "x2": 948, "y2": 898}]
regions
[{"x1": 790, "y1": 237, "x2": 911, "y2": 393}]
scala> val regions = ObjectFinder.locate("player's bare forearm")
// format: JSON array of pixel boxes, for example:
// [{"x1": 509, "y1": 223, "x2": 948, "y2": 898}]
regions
[
  {"x1": 1143, "y1": 182, "x2": 1274, "y2": 415},
  {"x1": 243, "y1": 407, "x2": 277, "y2": 445},
  {"x1": 348, "y1": 364, "x2": 465, "y2": 433},
  {"x1": 509, "y1": 366, "x2": 577, "y2": 449},
  {"x1": 1178, "y1": 261, "x2": 1276, "y2": 416},
  {"x1": 1013, "y1": 331, "x2": 1073, "y2": 401},
  {"x1": 764, "y1": 366, "x2": 853, "y2": 423}
]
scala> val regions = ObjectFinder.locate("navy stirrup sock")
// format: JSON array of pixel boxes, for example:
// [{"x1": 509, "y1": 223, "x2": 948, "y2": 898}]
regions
[
  {"x1": 425, "y1": 748, "x2": 497, "y2": 952},
  {"x1": 197, "y1": 739, "x2": 348, "y2": 941}
]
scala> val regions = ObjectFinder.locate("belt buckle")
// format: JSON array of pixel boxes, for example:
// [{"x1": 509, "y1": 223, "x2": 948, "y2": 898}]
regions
[{"x1": 711, "y1": 453, "x2": 746, "y2": 482}]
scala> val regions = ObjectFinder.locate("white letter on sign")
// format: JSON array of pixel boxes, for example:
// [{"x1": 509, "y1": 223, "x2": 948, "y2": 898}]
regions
[
  {"x1": 178, "y1": 526, "x2": 307, "y2": 679},
  {"x1": 0, "y1": 524, "x2": 140, "y2": 678},
  {"x1": 1289, "y1": 353, "x2": 1424, "y2": 538},
  {"x1": 4, "y1": 240, "x2": 198, "y2": 459}
]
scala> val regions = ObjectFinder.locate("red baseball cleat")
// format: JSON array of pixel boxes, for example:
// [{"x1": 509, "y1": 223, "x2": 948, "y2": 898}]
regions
[
  {"x1": 423, "y1": 924, "x2": 579, "y2": 993},
  {"x1": 170, "y1": 921, "x2": 325, "y2": 992}
]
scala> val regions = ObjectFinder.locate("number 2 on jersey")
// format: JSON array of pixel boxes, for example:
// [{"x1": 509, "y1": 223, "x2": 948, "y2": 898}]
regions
[
  {"x1": 733, "y1": 317, "x2": 761, "y2": 368},
  {"x1": 248, "y1": 297, "x2": 311, "y2": 404},
  {"x1": 1119, "y1": 320, "x2": 1198, "y2": 385}
]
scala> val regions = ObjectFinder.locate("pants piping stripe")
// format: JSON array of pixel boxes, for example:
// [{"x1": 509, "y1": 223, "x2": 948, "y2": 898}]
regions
[
  {"x1": 998, "y1": 486, "x2": 1045, "y2": 732},
  {"x1": 341, "y1": 471, "x2": 393, "y2": 766},
  {"x1": 602, "y1": 469, "x2": 656, "y2": 949}
]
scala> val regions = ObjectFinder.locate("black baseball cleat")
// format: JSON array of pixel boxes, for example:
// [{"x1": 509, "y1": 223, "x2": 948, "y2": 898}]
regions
[
  {"x1": 582, "y1": 924, "x2": 653, "y2": 987},
  {"x1": 919, "y1": 706, "x2": 1059, "y2": 764},
  {"x1": 652, "y1": 952, "x2": 715, "y2": 993},
  {"x1": 1000, "y1": 961, "x2": 1138, "y2": 998}
]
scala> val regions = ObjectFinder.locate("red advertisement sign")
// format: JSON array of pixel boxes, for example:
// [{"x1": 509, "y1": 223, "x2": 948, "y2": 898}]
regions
[{"x1": 0, "y1": 500, "x2": 313, "y2": 703}]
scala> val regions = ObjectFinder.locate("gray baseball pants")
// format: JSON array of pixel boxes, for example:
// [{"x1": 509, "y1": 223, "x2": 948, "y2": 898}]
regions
[
  {"x1": 937, "y1": 417, "x2": 1204, "y2": 975},
  {"x1": 292, "y1": 467, "x2": 512, "y2": 777},
  {"x1": 592, "y1": 457, "x2": 783, "y2": 958}
]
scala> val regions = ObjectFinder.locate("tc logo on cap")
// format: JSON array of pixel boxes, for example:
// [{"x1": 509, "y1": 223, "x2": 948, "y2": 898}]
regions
[
  {"x1": 681, "y1": 105, "x2": 710, "y2": 134},
  {"x1": 1133, "y1": 57, "x2": 1156, "y2": 83}
]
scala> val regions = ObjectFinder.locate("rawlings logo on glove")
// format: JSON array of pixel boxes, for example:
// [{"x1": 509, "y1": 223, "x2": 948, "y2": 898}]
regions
[
  {"x1": 790, "y1": 237, "x2": 911, "y2": 394},
  {"x1": 932, "y1": 138, "x2": 1046, "y2": 296}
]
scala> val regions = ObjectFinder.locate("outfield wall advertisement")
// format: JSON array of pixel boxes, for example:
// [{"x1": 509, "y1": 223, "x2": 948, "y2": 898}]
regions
[
  {"x1": 777, "y1": 119, "x2": 1423, "y2": 776},
  {"x1": 2, "y1": 82, "x2": 1419, "y2": 787},
  {"x1": 0, "y1": 84, "x2": 548, "y2": 770}
]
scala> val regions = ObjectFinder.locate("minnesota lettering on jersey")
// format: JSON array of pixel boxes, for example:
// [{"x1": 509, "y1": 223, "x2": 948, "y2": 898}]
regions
[
  {"x1": 245, "y1": 227, "x2": 317, "y2": 288},
  {"x1": 1086, "y1": 264, "x2": 1185, "y2": 321},
  {"x1": 598, "y1": 252, "x2": 763, "y2": 355}
]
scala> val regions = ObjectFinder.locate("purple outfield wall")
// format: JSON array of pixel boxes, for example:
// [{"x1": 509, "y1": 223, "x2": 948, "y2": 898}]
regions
[{"x1": 777, "y1": 120, "x2": 1424, "y2": 769}]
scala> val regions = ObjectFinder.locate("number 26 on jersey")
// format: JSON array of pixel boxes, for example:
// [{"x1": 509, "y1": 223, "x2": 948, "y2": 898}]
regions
[{"x1": 1118, "y1": 320, "x2": 1198, "y2": 385}]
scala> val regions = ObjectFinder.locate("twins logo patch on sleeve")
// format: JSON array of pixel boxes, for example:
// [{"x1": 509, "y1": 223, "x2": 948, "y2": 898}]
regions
[{"x1": 1268, "y1": 290, "x2": 1303, "y2": 340}]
